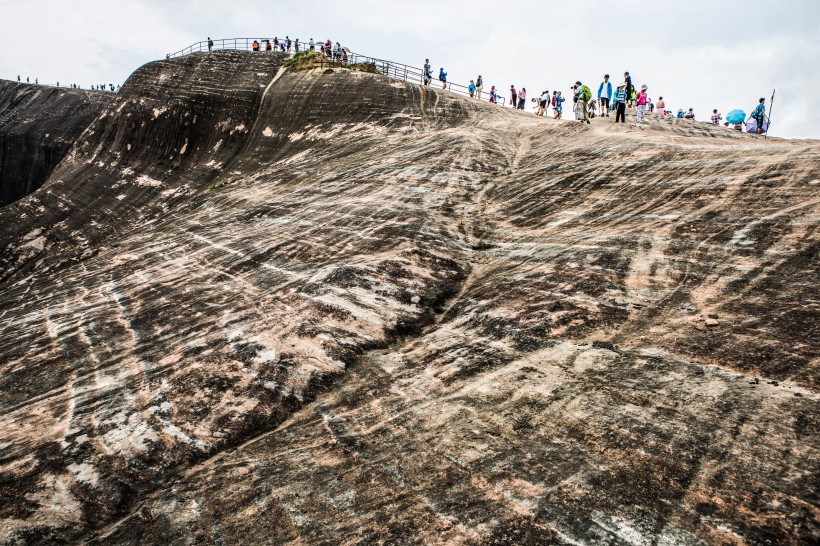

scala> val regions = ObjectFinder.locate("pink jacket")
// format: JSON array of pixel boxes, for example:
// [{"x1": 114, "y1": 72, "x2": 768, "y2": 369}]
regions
[{"x1": 637, "y1": 91, "x2": 648, "y2": 106}]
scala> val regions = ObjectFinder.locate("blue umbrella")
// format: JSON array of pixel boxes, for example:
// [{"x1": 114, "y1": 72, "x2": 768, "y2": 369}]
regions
[{"x1": 726, "y1": 109, "x2": 746, "y2": 124}]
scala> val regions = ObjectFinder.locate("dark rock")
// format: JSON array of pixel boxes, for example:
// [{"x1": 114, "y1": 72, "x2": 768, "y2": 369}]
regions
[
  {"x1": 0, "y1": 81, "x2": 111, "y2": 205},
  {"x1": 0, "y1": 50, "x2": 817, "y2": 546},
  {"x1": 592, "y1": 341, "x2": 616, "y2": 350}
]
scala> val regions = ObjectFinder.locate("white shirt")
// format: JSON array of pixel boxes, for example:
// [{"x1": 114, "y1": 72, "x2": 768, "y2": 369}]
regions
[{"x1": 600, "y1": 80, "x2": 612, "y2": 99}]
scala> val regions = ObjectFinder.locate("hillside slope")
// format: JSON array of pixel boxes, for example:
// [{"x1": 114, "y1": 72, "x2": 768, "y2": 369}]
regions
[
  {"x1": 0, "y1": 81, "x2": 111, "y2": 206},
  {"x1": 0, "y1": 52, "x2": 818, "y2": 545}
]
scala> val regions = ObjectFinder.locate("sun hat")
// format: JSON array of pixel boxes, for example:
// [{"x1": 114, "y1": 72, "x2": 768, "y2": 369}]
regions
[{"x1": 641, "y1": 84, "x2": 647, "y2": 90}]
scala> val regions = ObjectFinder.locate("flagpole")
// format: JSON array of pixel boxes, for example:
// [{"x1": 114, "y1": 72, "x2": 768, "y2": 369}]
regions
[{"x1": 765, "y1": 88, "x2": 775, "y2": 139}]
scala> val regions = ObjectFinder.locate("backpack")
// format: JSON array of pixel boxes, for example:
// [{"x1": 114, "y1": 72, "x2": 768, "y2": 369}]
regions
[
  {"x1": 551, "y1": 95, "x2": 557, "y2": 107},
  {"x1": 582, "y1": 85, "x2": 592, "y2": 102}
]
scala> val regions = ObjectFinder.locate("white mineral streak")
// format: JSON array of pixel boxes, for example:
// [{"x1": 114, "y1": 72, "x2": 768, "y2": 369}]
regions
[{"x1": 0, "y1": 56, "x2": 817, "y2": 546}]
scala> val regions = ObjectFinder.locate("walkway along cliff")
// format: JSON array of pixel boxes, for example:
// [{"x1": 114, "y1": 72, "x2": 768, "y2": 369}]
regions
[{"x1": 0, "y1": 50, "x2": 818, "y2": 545}]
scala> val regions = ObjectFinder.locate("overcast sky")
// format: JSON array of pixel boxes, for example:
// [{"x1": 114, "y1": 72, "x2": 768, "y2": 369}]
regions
[{"x1": 1, "y1": 0, "x2": 818, "y2": 138}]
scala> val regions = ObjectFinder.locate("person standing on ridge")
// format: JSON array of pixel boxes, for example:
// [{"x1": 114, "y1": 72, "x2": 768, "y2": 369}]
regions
[
  {"x1": 752, "y1": 97, "x2": 766, "y2": 134},
  {"x1": 624, "y1": 72, "x2": 633, "y2": 105},
  {"x1": 295, "y1": 38, "x2": 300, "y2": 52},
  {"x1": 711, "y1": 109, "x2": 722, "y2": 125},
  {"x1": 468, "y1": 80, "x2": 476, "y2": 98},
  {"x1": 439, "y1": 67, "x2": 447, "y2": 90},
  {"x1": 475, "y1": 75, "x2": 483, "y2": 100},
  {"x1": 684, "y1": 108, "x2": 695, "y2": 120},
  {"x1": 614, "y1": 83, "x2": 627, "y2": 123},
  {"x1": 656, "y1": 96, "x2": 665, "y2": 115},
  {"x1": 489, "y1": 85, "x2": 497, "y2": 103},
  {"x1": 252, "y1": 40, "x2": 260, "y2": 52},
  {"x1": 17, "y1": 75, "x2": 20, "y2": 82},
  {"x1": 517, "y1": 87, "x2": 527, "y2": 110},
  {"x1": 286, "y1": 36, "x2": 291, "y2": 52},
  {"x1": 635, "y1": 84, "x2": 648, "y2": 127},
  {"x1": 265, "y1": 40, "x2": 272, "y2": 52},
  {"x1": 537, "y1": 90, "x2": 550, "y2": 116},
  {"x1": 598, "y1": 74, "x2": 612, "y2": 117},
  {"x1": 510, "y1": 85, "x2": 517, "y2": 108},
  {"x1": 553, "y1": 91, "x2": 565, "y2": 119},
  {"x1": 309, "y1": 38, "x2": 315, "y2": 51},
  {"x1": 423, "y1": 59, "x2": 432, "y2": 86},
  {"x1": 574, "y1": 81, "x2": 590, "y2": 124},
  {"x1": 208, "y1": 37, "x2": 213, "y2": 52}
]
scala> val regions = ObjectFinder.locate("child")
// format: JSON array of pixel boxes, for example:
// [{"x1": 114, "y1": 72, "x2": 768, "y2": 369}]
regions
[{"x1": 553, "y1": 91, "x2": 565, "y2": 119}]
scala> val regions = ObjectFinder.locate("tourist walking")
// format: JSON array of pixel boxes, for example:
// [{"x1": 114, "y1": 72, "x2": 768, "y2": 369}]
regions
[
  {"x1": 711, "y1": 109, "x2": 722, "y2": 125},
  {"x1": 614, "y1": 84, "x2": 627, "y2": 123},
  {"x1": 208, "y1": 37, "x2": 213, "y2": 52},
  {"x1": 469, "y1": 80, "x2": 476, "y2": 98},
  {"x1": 475, "y1": 75, "x2": 483, "y2": 100},
  {"x1": 439, "y1": 68, "x2": 447, "y2": 90},
  {"x1": 656, "y1": 96, "x2": 665, "y2": 114},
  {"x1": 598, "y1": 74, "x2": 612, "y2": 116},
  {"x1": 510, "y1": 85, "x2": 517, "y2": 108},
  {"x1": 517, "y1": 87, "x2": 527, "y2": 110},
  {"x1": 635, "y1": 85, "x2": 648, "y2": 126},
  {"x1": 752, "y1": 98, "x2": 766, "y2": 134}
]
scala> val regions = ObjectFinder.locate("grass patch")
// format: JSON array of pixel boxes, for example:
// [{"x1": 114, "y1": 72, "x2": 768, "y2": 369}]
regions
[{"x1": 283, "y1": 50, "x2": 379, "y2": 74}]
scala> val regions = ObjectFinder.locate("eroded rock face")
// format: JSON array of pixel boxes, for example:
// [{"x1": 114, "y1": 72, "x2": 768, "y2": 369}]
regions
[
  {"x1": 0, "y1": 52, "x2": 818, "y2": 545},
  {"x1": 0, "y1": 81, "x2": 111, "y2": 206}
]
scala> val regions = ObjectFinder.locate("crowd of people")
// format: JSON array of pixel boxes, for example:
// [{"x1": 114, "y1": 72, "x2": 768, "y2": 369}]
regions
[
  {"x1": 16, "y1": 75, "x2": 119, "y2": 92},
  {"x1": 170, "y1": 38, "x2": 772, "y2": 135},
  {"x1": 208, "y1": 36, "x2": 350, "y2": 63},
  {"x1": 417, "y1": 61, "x2": 769, "y2": 134}
]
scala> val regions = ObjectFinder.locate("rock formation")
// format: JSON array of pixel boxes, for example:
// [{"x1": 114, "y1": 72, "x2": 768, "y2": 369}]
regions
[
  {"x1": 0, "y1": 51, "x2": 818, "y2": 545},
  {"x1": 0, "y1": 82, "x2": 111, "y2": 206}
]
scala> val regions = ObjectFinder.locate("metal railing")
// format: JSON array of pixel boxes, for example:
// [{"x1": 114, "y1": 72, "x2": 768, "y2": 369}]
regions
[{"x1": 165, "y1": 37, "x2": 507, "y2": 106}]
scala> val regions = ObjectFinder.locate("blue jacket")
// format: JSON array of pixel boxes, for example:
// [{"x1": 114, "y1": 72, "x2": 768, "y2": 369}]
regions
[
  {"x1": 614, "y1": 88, "x2": 626, "y2": 103},
  {"x1": 753, "y1": 103, "x2": 765, "y2": 119},
  {"x1": 598, "y1": 81, "x2": 612, "y2": 99}
]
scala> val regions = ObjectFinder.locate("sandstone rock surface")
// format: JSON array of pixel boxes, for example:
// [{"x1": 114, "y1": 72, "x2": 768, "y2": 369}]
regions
[
  {"x1": 0, "y1": 51, "x2": 818, "y2": 545},
  {"x1": 0, "y1": 81, "x2": 111, "y2": 206}
]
